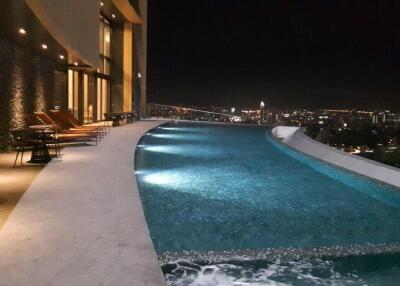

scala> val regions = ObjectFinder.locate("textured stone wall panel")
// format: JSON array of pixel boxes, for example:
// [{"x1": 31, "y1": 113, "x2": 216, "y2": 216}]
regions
[{"x1": 0, "y1": 37, "x2": 67, "y2": 151}]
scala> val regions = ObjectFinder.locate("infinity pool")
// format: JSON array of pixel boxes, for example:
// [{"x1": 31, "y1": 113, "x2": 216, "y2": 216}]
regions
[{"x1": 135, "y1": 122, "x2": 400, "y2": 285}]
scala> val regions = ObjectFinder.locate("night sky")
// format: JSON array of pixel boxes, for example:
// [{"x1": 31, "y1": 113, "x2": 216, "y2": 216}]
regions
[{"x1": 148, "y1": 0, "x2": 400, "y2": 110}]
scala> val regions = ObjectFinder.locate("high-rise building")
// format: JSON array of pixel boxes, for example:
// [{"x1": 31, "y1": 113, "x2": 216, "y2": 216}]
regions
[
  {"x1": 0, "y1": 0, "x2": 147, "y2": 149},
  {"x1": 372, "y1": 112, "x2": 380, "y2": 124}
]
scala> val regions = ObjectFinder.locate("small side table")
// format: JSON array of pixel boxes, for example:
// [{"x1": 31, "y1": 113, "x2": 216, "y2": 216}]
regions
[{"x1": 28, "y1": 125, "x2": 54, "y2": 164}]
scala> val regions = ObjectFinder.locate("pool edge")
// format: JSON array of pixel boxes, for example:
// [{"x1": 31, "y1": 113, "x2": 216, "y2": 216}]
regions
[{"x1": 272, "y1": 126, "x2": 400, "y2": 189}]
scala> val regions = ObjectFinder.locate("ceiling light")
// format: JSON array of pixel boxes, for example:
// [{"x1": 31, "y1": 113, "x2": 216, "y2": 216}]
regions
[
  {"x1": 100, "y1": 1, "x2": 104, "y2": 6},
  {"x1": 59, "y1": 55, "x2": 64, "y2": 59},
  {"x1": 41, "y1": 44, "x2": 48, "y2": 50},
  {"x1": 18, "y1": 28, "x2": 26, "y2": 35}
]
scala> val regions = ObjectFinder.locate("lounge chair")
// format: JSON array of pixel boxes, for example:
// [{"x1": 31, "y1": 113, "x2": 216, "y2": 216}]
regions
[
  {"x1": 46, "y1": 111, "x2": 104, "y2": 140},
  {"x1": 51, "y1": 110, "x2": 107, "y2": 137},
  {"x1": 34, "y1": 112, "x2": 97, "y2": 145}
]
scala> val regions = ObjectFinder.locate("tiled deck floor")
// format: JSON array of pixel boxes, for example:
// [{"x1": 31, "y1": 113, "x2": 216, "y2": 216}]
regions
[
  {"x1": 0, "y1": 151, "x2": 44, "y2": 228},
  {"x1": 0, "y1": 121, "x2": 167, "y2": 286}
]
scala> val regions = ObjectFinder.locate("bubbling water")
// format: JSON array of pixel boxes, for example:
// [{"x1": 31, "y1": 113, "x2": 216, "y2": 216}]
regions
[{"x1": 162, "y1": 259, "x2": 365, "y2": 286}]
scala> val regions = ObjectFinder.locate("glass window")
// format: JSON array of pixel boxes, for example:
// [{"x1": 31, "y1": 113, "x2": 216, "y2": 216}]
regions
[
  {"x1": 99, "y1": 17, "x2": 111, "y2": 58},
  {"x1": 99, "y1": 21, "x2": 104, "y2": 55},
  {"x1": 101, "y1": 79, "x2": 108, "y2": 120},
  {"x1": 104, "y1": 58, "x2": 110, "y2": 75},
  {"x1": 68, "y1": 69, "x2": 73, "y2": 111},
  {"x1": 67, "y1": 70, "x2": 80, "y2": 119},
  {"x1": 97, "y1": 78, "x2": 102, "y2": 121},
  {"x1": 104, "y1": 24, "x2": 111, "y2": 57}
]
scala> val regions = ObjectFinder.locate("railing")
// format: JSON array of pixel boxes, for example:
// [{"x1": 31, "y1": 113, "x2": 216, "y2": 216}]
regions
[{"x1": 146, "y1": 103, "x2": 236, "y2": 122}]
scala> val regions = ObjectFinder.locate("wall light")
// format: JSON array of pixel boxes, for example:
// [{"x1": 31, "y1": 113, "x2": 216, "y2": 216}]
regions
[
  {"x1": 100, "y1": 1, "x2": 104, "y2": 6},
  {"x1": 74, "y1": 62, "x2": 78, "y2": 66},
  {"x1": 59, "y1": 54, "x2": 65, "y2": 59},
  {"x1": 112, "y1": 13, "x2": 116, "y2": 18},
  {"x1": 18, "y1": 28, "x2": 27, "y2": 35},
  {"x1": 41, "y1": 44, "x2": 48, "y2": 50}
]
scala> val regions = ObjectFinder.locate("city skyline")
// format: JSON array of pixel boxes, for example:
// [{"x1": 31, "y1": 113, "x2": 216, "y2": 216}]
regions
[{"x1": 148, "y1": 0, "x2": 400, "y2": 110}]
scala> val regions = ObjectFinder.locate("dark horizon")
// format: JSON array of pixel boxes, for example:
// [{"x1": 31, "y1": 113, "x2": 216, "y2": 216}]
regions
[{"x1": 148, "y1": 0, "x2": 400, "y2": 111}]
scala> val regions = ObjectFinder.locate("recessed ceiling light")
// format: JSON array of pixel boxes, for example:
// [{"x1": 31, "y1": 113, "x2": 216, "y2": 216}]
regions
[
  {"x1": 59, "y1": 55, "x2": 65, "y2": 59},
  {"x1": 100, "y1": 1, "x2": 104, "y2": 6},
  {"x1": 112, "y1": 13, "x2": 116, "y2": 18},
  {"x1": 18, "y1": 28, "x2": 26, "y2": 35},
  {"x1": 74, "y1": 62, "x2": 78, "y2": 66},
  {"x1": 41, "y1": 44, "x2": 48, "y2": 50}
]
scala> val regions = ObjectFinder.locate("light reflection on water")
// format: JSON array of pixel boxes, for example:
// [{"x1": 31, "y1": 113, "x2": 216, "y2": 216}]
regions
[
  {"x1": 138, "y1": 144, "x2": 224, "y2": 157},
  {"x1": 146, "y1": 133, "x2": 209, "y2": 141}
]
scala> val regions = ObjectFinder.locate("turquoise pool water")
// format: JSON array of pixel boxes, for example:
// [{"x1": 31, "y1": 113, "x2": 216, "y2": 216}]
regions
[{"x1": 135, "y1": 122, "x2": 400, "y2": 285}]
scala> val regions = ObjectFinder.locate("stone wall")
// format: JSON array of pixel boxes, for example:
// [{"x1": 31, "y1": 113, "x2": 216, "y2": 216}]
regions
[{"x1": 0, "y1": 37, "x2": 67, "y2": 151}]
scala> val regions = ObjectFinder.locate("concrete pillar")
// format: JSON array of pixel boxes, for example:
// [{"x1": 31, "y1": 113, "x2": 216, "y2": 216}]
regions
[{"x1": 123, "y1": 23, "x2": 133, "y2": 112}]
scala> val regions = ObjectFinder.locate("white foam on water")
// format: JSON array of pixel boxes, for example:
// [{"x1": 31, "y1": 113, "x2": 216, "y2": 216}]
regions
[{"x1": 163, "y1": 260, "x2": 364, "y2": 286}]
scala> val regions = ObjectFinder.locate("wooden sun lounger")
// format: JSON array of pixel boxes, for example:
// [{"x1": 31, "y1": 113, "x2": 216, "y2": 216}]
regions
[
  {"x1": 46, "y1": 111, "x2": 102, "y2": 139},
  {"x1": 50, "y1": 110, "x2": 106, "y2": 137},
  {"x1": 34, "y1": 112, "x2": 97, "y2": 145},
  {"x1": 60, "y1": 110, "x2": 107, "y2": 131}
]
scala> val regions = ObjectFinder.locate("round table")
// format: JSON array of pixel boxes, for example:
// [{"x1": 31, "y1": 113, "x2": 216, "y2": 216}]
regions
[{"x1": 27, "y1": 125, "x2": 55, "y2": 163}]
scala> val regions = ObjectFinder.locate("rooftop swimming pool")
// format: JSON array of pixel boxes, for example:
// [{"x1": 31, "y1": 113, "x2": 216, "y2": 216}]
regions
[{"x1": 135, "y1": 122, "x2": 400, "y2": 285}]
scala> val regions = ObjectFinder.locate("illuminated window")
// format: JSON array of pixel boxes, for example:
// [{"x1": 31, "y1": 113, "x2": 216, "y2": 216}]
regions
[
  {"x1": 68, "y1": 69, "x2": 80, "y2": 119},
  {"x1": 99, "y1": 16, "x2": 111, "y2": 58}
]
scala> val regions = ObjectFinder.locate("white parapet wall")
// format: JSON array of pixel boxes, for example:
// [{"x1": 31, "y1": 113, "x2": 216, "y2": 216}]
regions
[
  {"x1": 271, "y1": 126, "x2": 400, "y2": 188},
  {"x1": 270, "y1": 126, "x2": 300, "y2": 143}
]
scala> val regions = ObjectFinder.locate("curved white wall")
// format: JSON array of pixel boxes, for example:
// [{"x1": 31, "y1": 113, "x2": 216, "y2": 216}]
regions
[
  {"x1": 272, "y1": 126, "x2": 400, "y2": 188},
  {"x1": 25, "y1": 0, "x2": 99, "y2": 68}
]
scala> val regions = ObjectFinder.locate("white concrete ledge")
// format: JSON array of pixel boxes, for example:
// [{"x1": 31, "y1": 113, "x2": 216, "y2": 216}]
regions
[
  {"x1": 272, "y1": 126, "x2": 400, "y2": 189},
  {"x1": 0, "y1": 121, "x2": 167, "y2": 286}
]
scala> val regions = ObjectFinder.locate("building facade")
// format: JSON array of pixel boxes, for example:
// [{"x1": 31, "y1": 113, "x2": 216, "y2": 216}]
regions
[{"x1": 0, "y1": 0, "x2": 147, "y2": 150}]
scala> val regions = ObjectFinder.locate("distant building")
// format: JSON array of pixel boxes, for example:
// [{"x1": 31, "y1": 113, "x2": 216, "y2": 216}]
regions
[{"x1": 372, "y1": 113, "x2": 380, "y2": 124}]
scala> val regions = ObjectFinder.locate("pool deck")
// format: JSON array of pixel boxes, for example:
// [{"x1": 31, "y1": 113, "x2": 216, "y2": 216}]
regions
[
  {"x1": 0, "y1": 152, "x2": 43, "y2": 229},
  {"x1": 0, "y1": 120, "x2": 167, "y2": 286}
]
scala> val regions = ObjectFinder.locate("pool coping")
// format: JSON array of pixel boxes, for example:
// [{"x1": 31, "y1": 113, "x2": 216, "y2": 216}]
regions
[
  {"x1": 272, "y1": 126, "x2": 400, "y2": 189},
  {"x1": 0, "y1": 120, "x2": 168, "y2": 286},
  {"x1": 158, "y1": 242, "x2": 400, "y2": 264}
]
